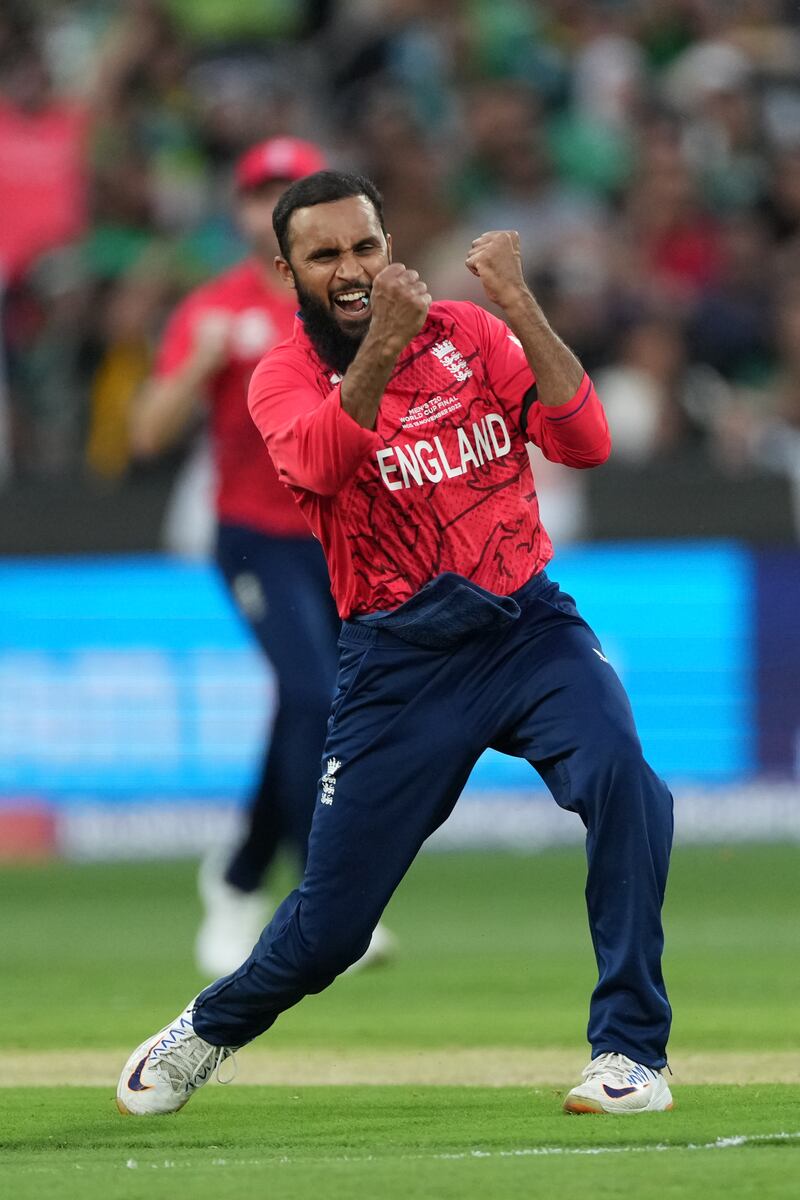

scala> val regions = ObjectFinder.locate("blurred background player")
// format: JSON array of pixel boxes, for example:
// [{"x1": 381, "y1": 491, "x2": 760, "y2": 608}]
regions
[{"x1": 130, "y1": 136, "x2": 394, "y2": 977}]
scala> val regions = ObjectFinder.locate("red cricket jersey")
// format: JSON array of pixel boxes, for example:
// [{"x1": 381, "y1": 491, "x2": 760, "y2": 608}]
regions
[
  {"x1": 155, "y1": 259, "x2": 310, "y2": 537},
  {"x1": 248, "y1": 301, "x2": 610, "y2": 617}
]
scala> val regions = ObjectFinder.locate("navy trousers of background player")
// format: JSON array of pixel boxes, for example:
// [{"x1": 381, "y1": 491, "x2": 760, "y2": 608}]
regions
[
  {"x1": 215, "y1": 523, "x2": 340, "y2": 890},
  {"x1": 194, "y1": 570, "x2": 674, "y2": 1068}
]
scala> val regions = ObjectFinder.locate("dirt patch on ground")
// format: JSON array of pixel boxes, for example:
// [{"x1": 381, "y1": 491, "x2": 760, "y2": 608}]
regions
[{"x1": 4, "y1": 1048, "x2": 799, "y2": 1088}]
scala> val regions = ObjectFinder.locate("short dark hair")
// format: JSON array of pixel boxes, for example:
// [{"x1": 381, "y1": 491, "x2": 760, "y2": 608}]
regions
[{"x1": 272, "y1": 170, "x2": 386, "y2": 261}]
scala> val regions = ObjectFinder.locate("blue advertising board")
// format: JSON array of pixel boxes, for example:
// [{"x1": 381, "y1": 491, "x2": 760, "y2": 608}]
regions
[
  {"x1": 0, "y1": 543, "x2": 757, "y2": 808},
  {"x1": 0, "y1": 558, "x2": 270, "y2": 800}
]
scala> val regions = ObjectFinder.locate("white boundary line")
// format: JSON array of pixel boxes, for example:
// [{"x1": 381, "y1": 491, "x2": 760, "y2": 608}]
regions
[
  {"x1": 430, "y1": 1130, "x2": 800, "y2": 1161},
  {"x1": 119, "y1": 1131, "x2": 800, "y2": 1170}
]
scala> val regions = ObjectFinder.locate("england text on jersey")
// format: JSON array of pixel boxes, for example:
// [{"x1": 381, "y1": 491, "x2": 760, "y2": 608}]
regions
[{"x1": 376, "y1": 412, "x2": 511, "y2": 491}]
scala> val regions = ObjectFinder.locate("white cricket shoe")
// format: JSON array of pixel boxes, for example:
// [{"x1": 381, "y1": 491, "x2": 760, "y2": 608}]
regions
[
  {"x1": 195, "y1": 852, "x2": 271, "y2": 977},
  {"x1": 116, "y1": 1002, "x2": 238, "y2": 1116},
  {"x1": 345, "y1": 922, "x2": 397, "y2": 974},
  {"x1": 563, "y1": 1052, "x2": 673, "y2": 1114}
]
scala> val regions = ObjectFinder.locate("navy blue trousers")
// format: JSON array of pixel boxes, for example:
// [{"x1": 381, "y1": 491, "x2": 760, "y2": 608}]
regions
[
  {"x1": 215, "y1": 524, "x2": 340, "y2": 890},
  {"x1": 195, "y1": 571, "x2": 674, "y2": 1067}
]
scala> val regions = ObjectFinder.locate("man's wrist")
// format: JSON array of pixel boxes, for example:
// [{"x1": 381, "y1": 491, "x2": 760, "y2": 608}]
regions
[
  {"x1": 362, "y1": 324, "x2": 407, "y2": 363},
  {"x1": 498, "y1": 285, "x2": 586, "y2": 406},
  {"x1": 498, "y1": 284, "x2": 541, "y2": 325}
]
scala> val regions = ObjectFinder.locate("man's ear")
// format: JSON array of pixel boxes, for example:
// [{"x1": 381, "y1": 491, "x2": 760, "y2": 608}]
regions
[
  {"x1": 386, "y1": 233, "x2": 392, "y2": 264},
  {"x1": 274, "y1": 256, "x2": 296, "y2": 290}
]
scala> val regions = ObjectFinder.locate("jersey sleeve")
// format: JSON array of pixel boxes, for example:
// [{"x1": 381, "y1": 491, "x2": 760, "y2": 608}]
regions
[
  {"x1": 460, "y1": 302, "x2": 610, "y2": 469},
  {"x1": 525, "y1": 372, "x2": 611, "y2": 468},
  {"x1": 248, "y1": 349, "x2": 381, "y2": 497}
]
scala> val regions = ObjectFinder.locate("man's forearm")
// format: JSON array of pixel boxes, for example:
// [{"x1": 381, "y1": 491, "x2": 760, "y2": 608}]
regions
[
  {"x1": 500, "y1": 287, "x2": 585, "y2": 407},
  {"x1": 340, "y1": 331, "x2": 405, "y2": 429},
  {"x1": 130, "y1": 364, "x2": 206, "y2": 457}
]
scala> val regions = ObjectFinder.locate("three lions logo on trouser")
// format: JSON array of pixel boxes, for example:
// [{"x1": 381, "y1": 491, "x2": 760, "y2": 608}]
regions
[{"x1": 320, "y1": 757, "x2": 342, "y2": 805}]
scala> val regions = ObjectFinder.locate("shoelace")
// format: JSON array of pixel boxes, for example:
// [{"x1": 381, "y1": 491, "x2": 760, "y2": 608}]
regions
[
  {"x1": 152, "y1": 1035, "x2": 238, "y2": 1094},
  {"x1": 581, "y1": 1052, "x2": 651, "y2": 1085}
]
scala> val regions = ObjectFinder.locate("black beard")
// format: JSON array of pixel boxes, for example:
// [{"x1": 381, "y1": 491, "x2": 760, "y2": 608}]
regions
[{"x1": 296, "y1": 284, "x2": 368, "y2": 375}]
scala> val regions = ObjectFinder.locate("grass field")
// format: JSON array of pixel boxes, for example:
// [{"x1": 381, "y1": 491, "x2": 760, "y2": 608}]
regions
[{"x1": 1, "y1": 844, "x2": 798, "y2": 1197}]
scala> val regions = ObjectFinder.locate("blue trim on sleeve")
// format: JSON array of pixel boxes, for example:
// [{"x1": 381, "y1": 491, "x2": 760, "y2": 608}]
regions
[{"x1": 543, "y1": 375, "x2": 592, "y2": 423}]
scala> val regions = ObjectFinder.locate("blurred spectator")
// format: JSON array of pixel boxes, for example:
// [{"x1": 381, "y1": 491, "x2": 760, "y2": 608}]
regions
[
  {"x1": 687, "y1": 211, "x2": 773, "y2": 383},
  {"x1": 548, "y1": 8, "x2": 643, "y2": 198},
  {"x1": 4, "y1": 247, "x2": 95, "y2": 476},
  {"x1": 0, "y1": 42, "x2": 88, "y2": 282},
  {"x1": 0, "y1": 303, "x2": 10, "y2": 486},
  {"x1": 348, "y1": 93, "x2": 455, "y2": 265},
  {"x1": 759, "y1": 145, "x2": 800, "y2": 245},
  {"x1": 614, "y1": 116, "x2": 725, "y2": 307},
  {"x1": 425, "y1": 80, "x2": 607, "y2": 309},
  {"x1": 594, "y1": 312, "x2": 730, "y2": 463},
  {"x1": 86, "y1": 257, "x2": 175, "y2": 479},
  {"x1": 454, "y1": 80, "x2": 606, "y2": 257},
  {"x1": 741, "y1": 285, "x2": 800, "y2": 533},
  {"x1": 322, "y1": 0, "x2": 461, "y2": 132},
  {"x1": 664, "y1": 39, "x2": 765, "y2": 212}
]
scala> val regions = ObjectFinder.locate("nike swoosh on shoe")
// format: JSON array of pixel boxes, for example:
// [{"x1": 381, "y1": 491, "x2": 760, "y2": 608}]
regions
[
  {"x1": 602, "y1": 1083, "x2": 644, "y2": 1098},
  {"x1": 128, "y1": 1052, "x2": 155, "y2": 1092}
]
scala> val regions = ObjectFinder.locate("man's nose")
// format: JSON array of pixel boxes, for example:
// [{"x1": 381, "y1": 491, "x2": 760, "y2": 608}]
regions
[{"x1": 334, "y1": 252, "x2": 362, "y2": 280}]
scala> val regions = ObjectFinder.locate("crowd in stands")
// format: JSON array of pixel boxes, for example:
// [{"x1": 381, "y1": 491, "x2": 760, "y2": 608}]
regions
[{"x1": 1, "y1": 0, "x2": 800, "y2": 538}]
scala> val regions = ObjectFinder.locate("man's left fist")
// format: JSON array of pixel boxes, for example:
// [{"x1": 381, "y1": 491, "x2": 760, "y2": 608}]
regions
[{"x1": 465, "y1": 230, "x2": 526, "y2": 308}]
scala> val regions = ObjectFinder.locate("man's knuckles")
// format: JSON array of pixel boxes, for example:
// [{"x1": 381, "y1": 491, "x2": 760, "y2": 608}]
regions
[{"x1": 378, "y1": 279, "x2": 429, "y2": 304}]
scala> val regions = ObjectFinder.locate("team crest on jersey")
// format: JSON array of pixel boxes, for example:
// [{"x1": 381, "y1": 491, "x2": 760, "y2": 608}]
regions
[
  {"x1": 320, "y1": 757, "x2": 342, "y2": 805},
  {"x1": 430, "y1": 339, "x2": 473, "y2": 382}
]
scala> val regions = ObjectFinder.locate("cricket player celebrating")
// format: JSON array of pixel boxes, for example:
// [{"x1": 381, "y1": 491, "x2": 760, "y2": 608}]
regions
[{"x1": 118, "y1": 171, "x2": 674, "y2": 1117}]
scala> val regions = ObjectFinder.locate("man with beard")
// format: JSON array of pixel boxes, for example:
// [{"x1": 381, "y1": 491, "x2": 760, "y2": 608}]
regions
[
  {"x1": 118, "y1": 171, "x2": 674, "y2": 1118},
  {"x1": 131, "y1": 147, "x2": 394, "y2": 978}
]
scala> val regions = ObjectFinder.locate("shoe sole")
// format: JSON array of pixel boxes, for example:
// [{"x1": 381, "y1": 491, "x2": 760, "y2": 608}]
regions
[
  {"x1": 116, "y1": 1096, "x2": 189, "y2": 1116},
  {"x1": 563, "y1": 1096, "x2": 674, "y2": 1115}
]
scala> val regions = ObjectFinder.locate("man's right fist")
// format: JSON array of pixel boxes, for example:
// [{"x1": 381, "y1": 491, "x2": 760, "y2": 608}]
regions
[{"x1": 370, "y1": 263, "x2": 431, "y2": 349}]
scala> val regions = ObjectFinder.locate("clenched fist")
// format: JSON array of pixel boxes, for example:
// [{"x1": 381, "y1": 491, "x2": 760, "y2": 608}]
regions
[
  {"x1": 370, "y1": 262, "x2": 432, "y2": 352},
  {"x1": 465, "y1": 231, "x2": 527, "y2": 310}
]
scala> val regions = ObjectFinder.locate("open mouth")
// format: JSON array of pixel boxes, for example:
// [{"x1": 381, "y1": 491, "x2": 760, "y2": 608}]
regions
[{"x1": 332, "y1": 288, "x2": 370, "y2": 317}]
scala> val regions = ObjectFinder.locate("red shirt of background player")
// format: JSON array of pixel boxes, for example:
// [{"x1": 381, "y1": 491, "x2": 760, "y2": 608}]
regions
[
  {"x1": 154, "y1": 261, "x2": 309, "y2": 538},
  {"x1": 249, "y1": 300, "x2": 609, "y2": 618}
]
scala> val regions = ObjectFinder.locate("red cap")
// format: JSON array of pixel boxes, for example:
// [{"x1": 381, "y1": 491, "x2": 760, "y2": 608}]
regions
[{"x1": 235, "y1": 137, "x2": 328, "y2": 191}]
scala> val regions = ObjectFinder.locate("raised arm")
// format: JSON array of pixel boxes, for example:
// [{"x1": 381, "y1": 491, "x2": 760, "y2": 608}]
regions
[
  {"x1": 465, "y1": 230, "x2": 584, "y2": 407},
  {"x1": 466, "y1": 231, "x2": 610, "y2": 467},
  {"x1": 130, "y1": 312, "x2": 230, "y2": 458},
  {"x1": 339, "y1": 263, "x2": 431, "y2": 428}
]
